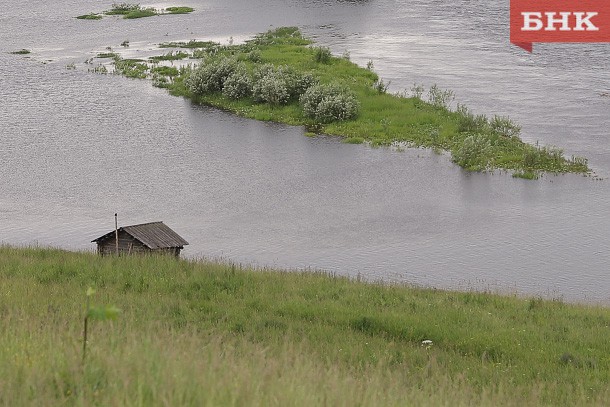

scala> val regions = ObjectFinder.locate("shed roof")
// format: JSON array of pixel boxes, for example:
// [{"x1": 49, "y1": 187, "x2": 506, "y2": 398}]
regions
[{"x1": 92, "y1": 221, "x2": 189, "y2": 249}]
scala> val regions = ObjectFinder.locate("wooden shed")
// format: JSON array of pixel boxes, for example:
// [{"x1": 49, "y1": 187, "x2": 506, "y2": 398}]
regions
[{"x1": 92, "y1": 221, "x2": 189, "y2": 256}]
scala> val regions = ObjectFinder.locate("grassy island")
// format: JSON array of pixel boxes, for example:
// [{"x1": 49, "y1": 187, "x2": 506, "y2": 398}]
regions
[
  {"x1": 108, "y1": 27, "x2": 585, "y2": 178},
  {"x1": 76, "y1": 3, "x2": 194, "y2": 20},
  {"x1": 0, "y1": 246, "x2": 608, "y2": 405}
]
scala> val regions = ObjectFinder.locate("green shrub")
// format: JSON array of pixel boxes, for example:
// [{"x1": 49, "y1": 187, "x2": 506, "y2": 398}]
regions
[
  {"x1": 451, "y1": 134, "x2": 493, "y2": 170},
  {"x1": 107, "y1": 3, "x2": 140, "y2": 14},
  {"x1": 252, "y1": 65, "x2": 315, "y2": 105},
  {"x1": 427, "y1": 84, "x2": 454, "y2": 109},
  {"x1": 373, "y1": 79, "x2": 390, "y2": 94},
  {"x1": 490, "y1": 115, "x2": 521, "y2": 138},
  {"x1": 186, "y1": 57, "x2": 238, "y2": 95},
  {"x1": 300, "y1": 84, "x2": 359, "y2": 123},
  {"x1": 252, "y1": 73, "x2": 291, "y2": 105},
  {"x1": 222, "y1": 66, "x2": 253, "y2": 100},
  {"x1": 247, "y1": 49, "x2": 262, "y2": 63},
  {"x1": 456, "y1": 104, "x2": 489, "y2": 133},
  {"x1": 313, "y1": 46, "x2": 332, "y2": 63}
]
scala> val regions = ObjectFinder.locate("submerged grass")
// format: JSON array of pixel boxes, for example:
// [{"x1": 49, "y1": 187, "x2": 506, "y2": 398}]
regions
[
  {"x1": 0, "y1": 246, "x2": 608, "y2": 405},
  {"x1": 149, "y1": 51, "x2": 189, "y2": 62},
  {"x1": 166, "y1": 6, "x2": 194, "y2": 14},
  {"x1": 76, "y1": 13, "x2": 102, "y2": 20},
  {"x1": 77, "y1": 4, "x2": 194, "y2": 20},
  {"x1": 159, "y1": 40, "x2": 219, "y2": 49}
]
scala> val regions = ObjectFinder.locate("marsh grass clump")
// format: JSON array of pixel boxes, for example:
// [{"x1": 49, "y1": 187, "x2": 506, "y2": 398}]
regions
[
  {"x1": 10, "y1": 49, "x2": 31, "y2": 55},
  {"x1": 249, "y1": 26, "x2": 310, "y2": 46},
  {"x1": 105, "y1": 3, "x2": 156, "y2": 19},
  {"x1": 106, "y1": 3, "x2": 141, "y2": 14},
  {"x1": 97, "y1": 52, "x2": 119, "y2": 59},
  {"x1": 113, "y1": 57, "x2": 148, "y2": 78},
  {"x1": 428, "y1": 84, "x2": 455, "y2": 109},
  {"x1": 451, "y1": 134, "x2": 494, "y2": 171},
  {"x1": 159, "y1": 40, "x2": 219, "y2": 49},
  {"x1": 300, "y1": 83, "x2": 359, "y2": 123},
  {"x1": 373, "y1": 78, "x2": 390, "y2": 94},
  {"x1": 149, "y1": 51, "x2": 189, "y2": 62},
  {"x1": 151, "y1": 66, "x2": 179, "y2": 77},
  {"x1": 456, "y1": 104, "x2": 489, "y2": 133},
  {"x1": 490, "y1": 115, "x2": 521, "y2": 138},
  {"x1": 76, "y1": 13, "x2": 102, "y2": 20},
  {"x1": 89, "y1": 64, "x2": 108, "y2": 74},
  {"x1": 165, "y1": 6, "x2": 194, "y2": 14},
  {"x1": 122, "y1": 8, "x2": 157, "y2": 19},
  {"x1": 313, "y1": 46, "x2": 332, "y2": 64}
]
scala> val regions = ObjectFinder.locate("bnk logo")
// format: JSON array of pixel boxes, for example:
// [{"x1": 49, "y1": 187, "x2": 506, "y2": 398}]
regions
[{"x1": 510, "y1": 1, "x2": 610, "y2": 52}]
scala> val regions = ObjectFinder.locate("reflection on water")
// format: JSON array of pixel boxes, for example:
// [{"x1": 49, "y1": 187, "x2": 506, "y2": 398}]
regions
[{"x1": 1, "y1": 0, "x2": 609, "y2": 304}]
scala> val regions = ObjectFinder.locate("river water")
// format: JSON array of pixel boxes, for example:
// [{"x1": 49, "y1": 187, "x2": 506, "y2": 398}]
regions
[{"x1": 1, "y1": 1, "x2": 609, "y2": 304}]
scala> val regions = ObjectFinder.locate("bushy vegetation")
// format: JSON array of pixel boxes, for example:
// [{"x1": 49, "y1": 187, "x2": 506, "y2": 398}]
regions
[
  {"x1": 0, "y1": 246, "x2": 608, "y2": 405},
  {"x1": 313, "y1": 46, "x2": 332, "y2": 64},
  {"x1": 252, "y1": 64, "x2": 317, "y2": 105},
  {"x1": 102, "y1": 26, "x2": 589, "y2": 177},
  {"x1": 222, "y1": 66, "x2": 253, "y2": 100},
  {"x1": 185, "y1": 57, "x2": 239, "y2": 94},
  {"x1": 300, "y1": 83, "x2": 359, "y2": 123},
  {"x1": 451, "y1": 134, "x2": 494, "y2": 171}
]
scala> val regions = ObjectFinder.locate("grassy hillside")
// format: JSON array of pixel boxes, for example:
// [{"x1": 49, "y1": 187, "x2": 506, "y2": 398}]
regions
[{"x1": 1, "y1": 246, "x2": 608, "y2": 405}]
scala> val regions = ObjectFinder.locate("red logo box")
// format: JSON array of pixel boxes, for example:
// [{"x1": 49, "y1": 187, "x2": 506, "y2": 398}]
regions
[{"x1": 510, "y1": 0, "x2": 610, "y2": 52}]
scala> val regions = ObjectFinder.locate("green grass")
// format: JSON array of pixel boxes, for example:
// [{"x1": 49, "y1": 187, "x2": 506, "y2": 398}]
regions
[
  {"x1": 0, "y1": 246, "x2": 608, "y2": 405},
  {"x1": 10, "y1": 49, "x2": 31, "y2": 54},
  {"x1": 159, "y1": 40, "x2": 220, "y2": 49},
  {"x1": 76, "y1": 13, "x2": 102, "y2": 20},
  {"x1": 121, "y1": 8, "x2": 157, "y2": 19},
  {"x1": 78, "y1": 4, "x2": 194, "y2": 20},
  {"x1": 112, "y1": 57, "x2": 148, "y2": 79},
  {"x1": 149, "y1": 51, "x2": 189, "y2": 62},
  {"x1": 165, "y1": 6, "x2": 194, "y2": 14},
  {"x1": 151, "y1": 66, "x2": 180, "y2": 77},
  {"x1": 96, "y1": 52, "x2": 119, "y2": 59}
]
